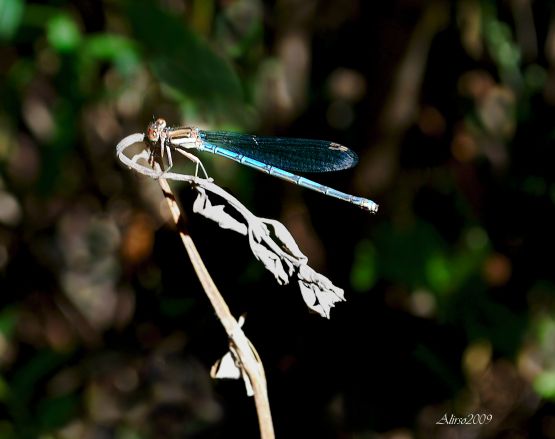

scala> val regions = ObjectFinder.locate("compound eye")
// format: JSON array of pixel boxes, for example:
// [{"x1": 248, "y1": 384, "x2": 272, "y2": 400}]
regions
[
  {"x1": 146, "y1": 125, "x2": 159, "y2": 142},
  {"x1": 146, "y1": 118, "x2": 167, "y2": 143}
]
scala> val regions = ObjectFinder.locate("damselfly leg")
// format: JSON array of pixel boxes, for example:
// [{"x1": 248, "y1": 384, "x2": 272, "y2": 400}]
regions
[{"x1": 175, "y1": 147, "x2": 209, "y2": 179}]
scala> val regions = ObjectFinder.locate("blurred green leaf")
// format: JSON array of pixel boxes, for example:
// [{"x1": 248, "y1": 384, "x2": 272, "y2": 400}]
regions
[
  {"x1": 534, "y1": 371, "x2": 555, "y2": 400},
  {"x1": 425, "y1": 252, "x2": 452, "y2": 293},
  {"x1": 374, "y1": 220, "x2": 446, "y2": 289},
  {"x1": 37, "y1": 99, "x2": 78, "y2": 195},
  {"x1": 116, "y1": 426, "x2": 144, "y2": 439},
  {"x1": 0, "y1": 420, "x2": 16, "y2": 439},
  {"x1": 0, "y1": 374, "x2": 10, "y2": 401},
  {"x1": 350, "y1": 239, "x2": 377, "y2": 292},
  {"x1": 483, "y1": 3, "x2": 521, "y2": 85},
  {"x1": 82, "y1": 34, "x2": 140, "y2": 75},
  {"x1": 0, "y1": 306, "x2": 18, "y2": 337},
  {"x1": 535, "y1": 314, "x2": 555, "y2": 348},
  {"x1": 0, "y1": 0, "x2": 24, "y2": 40},
  {"x1": 215, "y1": 2, "x2": 264, "y2": 60},
  {"x1": 160, "y1": 297, "x2": 195, "y2": 317},
  {"x1": 445, "y1": 279, "x2": 526, "y2": 356},
  {"x1": 47, "y1": 13, "x2": 81, "y2": 53},
  {"x1": 21, "y1": 4, "x2": 57, "y2": 28},
  {"x1": 10, "y1": 351, "x2": 71, "y2": 415},
  {"x1": 6, "y1": 58, "x2": 33, "y2": 92},
  {"x1": 37, "y1": 393, "x2": 78, "y2": 430},
  {"x1": 447, "y1": 232, "x2": 489, "y2": 293},
  {"x1": 126, "y1": 0, "x2": 244, "y2": 117},
  {"x1": 524, "y1": 64, "x2": 547, "y2": 92}
]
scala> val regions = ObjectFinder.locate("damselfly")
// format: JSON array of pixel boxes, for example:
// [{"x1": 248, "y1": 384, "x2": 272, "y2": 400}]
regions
[{"x1": 146, "y1": 118, "x2": 378, "y2": 213}]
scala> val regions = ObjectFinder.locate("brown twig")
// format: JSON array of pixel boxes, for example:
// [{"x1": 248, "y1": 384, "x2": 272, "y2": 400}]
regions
[{"x1": 157, "y1": 176, "x2": 275, "y2": 439}]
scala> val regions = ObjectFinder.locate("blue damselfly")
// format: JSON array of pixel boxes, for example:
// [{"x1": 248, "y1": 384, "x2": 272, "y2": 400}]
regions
[{"x1": 146, "y1": 118, "x2": 378, "y2": 213}]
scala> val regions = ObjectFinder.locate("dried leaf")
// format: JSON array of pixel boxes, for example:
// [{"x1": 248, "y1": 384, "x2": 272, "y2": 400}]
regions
[
  {"x1": 297, "y1": 265, "x2": 345, "y2": 319},
  {"x1": 248, "y1": 232, "x2": 291, "y2": 285},
  {"x1": 193, "y1": 187, "x2": 247, "y2": 235},
  {"x1": 211, "y1": 316, "x2": 255, "y2": 396}
]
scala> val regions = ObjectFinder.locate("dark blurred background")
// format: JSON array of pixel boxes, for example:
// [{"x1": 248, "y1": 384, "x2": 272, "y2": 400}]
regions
[{"x1": 1, "y1": 0, "x2": 555, "y2": 438}]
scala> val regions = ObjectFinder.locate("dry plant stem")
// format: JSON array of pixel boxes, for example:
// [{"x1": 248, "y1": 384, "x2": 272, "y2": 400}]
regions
[{"x1": 157, "y1": 176, "x2": 275, "y2": 439}]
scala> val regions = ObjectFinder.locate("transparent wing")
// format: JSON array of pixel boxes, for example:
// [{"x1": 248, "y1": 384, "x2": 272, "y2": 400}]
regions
[{"x1": 198, "y1": 130, "x2": 358, "y2": 173}]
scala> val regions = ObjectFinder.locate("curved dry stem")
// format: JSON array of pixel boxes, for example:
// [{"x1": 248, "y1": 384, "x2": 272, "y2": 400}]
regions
[
  {"x1": 157, "y1": 175, "x2": 275, "y2": 439},
  {"x1": 117, "y1": 134, "x2": 274, "y2": 436}
]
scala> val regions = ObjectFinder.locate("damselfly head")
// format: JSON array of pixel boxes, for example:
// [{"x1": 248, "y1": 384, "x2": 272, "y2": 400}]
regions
[{"x1": 146, "y1": 118, "x2": 167, "y2": 144}]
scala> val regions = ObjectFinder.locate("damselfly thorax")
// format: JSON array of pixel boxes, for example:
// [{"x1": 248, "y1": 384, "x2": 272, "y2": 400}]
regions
[{"x1": 146, "y1": 118, "x2": 206, "y2": 175}]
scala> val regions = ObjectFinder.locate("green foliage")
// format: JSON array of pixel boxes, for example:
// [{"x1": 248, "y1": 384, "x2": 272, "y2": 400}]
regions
[
  {"x1": 482, "y1": 2, "x2": 521, "y2": 84},
  {"x1": 350, "y1": 239, "x2": 377, "y2": 292},
  {"x1": 126, "y1": 0, "x2": 244, "y2": 119},
  {"x1": 37, "y1": 393, "x2": 78, "y2": 430},
  {"x1": 0, "y1": 0, "x2": 23, "y2": 40},
  {"x1": 0, "y1": 307, "x2": 18, "y2": 337},
  {"x1": 5, "y1": 351, "x2": 73, "y2": 436},
  {"x1": 46, "y1": 13, "x2": 81, "y2": 53},
  {"x1": 0, "y1": 375, "x2": 9, "y2": 401},
  {"x1": 0, "y1": 420, "x2": 16, "y2": 439},
  {"x1": 82, "y1": 34, "x2": 140, "y2": 75},
  {"x1": 449, "y1": 280, "x2": 526, "y2": 356},
  {"x1": 160, "y1": 297, "x2": 195, "y2": 317},
  {"x1": 534, "y1": 371, "x2": 555, "y2": 400},
  {"x1": 373, "y1": 220, "x2": 448, "y2": 290}
]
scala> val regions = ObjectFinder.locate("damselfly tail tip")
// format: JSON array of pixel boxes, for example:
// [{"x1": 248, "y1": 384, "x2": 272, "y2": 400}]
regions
[
  {"x1": 363, "y1": 200, "x2": 379, "y2": 214},
  {"x1": 350, "y1": 196, "x2": 378, "y2": 213}
]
